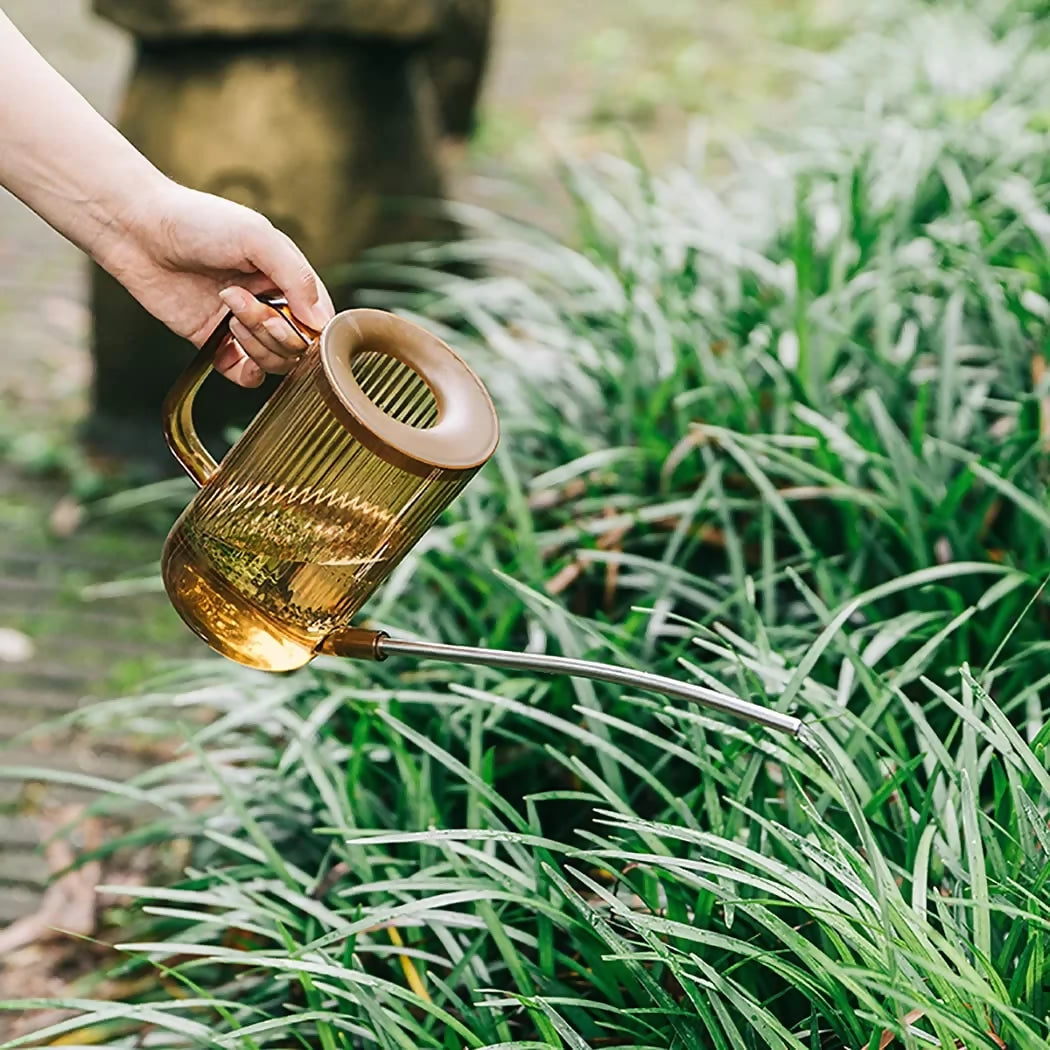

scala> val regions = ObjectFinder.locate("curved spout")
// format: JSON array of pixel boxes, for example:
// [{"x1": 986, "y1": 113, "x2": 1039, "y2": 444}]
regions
[{"x1": 320, "y1": 627, "x2": 803, "y2": 736}]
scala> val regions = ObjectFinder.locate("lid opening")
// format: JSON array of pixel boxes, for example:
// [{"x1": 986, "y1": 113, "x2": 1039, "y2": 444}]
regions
[
  {"x1": 350, "y1": 348, "x2": 438, "y2": 430},
  {"x1": 319, "y1": 309, "x2": 500, "y2": 476}
]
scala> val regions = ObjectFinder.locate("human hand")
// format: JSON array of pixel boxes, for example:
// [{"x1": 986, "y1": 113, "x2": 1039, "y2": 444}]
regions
[
  {"x1": 97, "y1": 178, "x2": 335, "y2": 388},
  {"x1": 0, "y1": 15, "x2": 334, "y2": 387}
]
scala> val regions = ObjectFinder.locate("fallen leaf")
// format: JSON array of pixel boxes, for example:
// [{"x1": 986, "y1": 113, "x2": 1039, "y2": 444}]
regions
[
  {"x1": 546, "y1": 561, "x2": 583, "y2": 595},
  {"x1": 661, "y1": 429, "x2": 706, "y2": 486},
  {"x1": 1033, "y1": 354, "x2": 1050, "y2": 450},
  {"x1": 984, "y1": 1014, "x2": 1008, "y2": 1048},
  {"x1": 980, "y1": 498, "x2": 1002, "y2": 539},
  {"x1": 878, "y1": 1008, "x2": 928, "y2": 1049},
  {"x1": 528, "y1": 478, "x2": 587, "y2": 512},
  {"x1": 598, "y1": 508, "x2": 626, "y2": 612},
  {"x1": 0, "y1": 627, "x2": 34, "y2": 664},
  {"x1": 313, "y1": 860, "x2": 352, "y2": 900},
  {"x1": 0, "y1": 805, "x2": 102, "y2": 955},
  {"x1": 49, "y1": 496, "x2": 85, "y2": 538}
]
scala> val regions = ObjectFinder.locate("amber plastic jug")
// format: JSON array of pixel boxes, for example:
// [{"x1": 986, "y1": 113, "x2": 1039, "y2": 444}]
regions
[
  {"x1": 161, "y1": 299, "x2": 499, "y2": 673},
  {"x1": 160, "y1": 297, "x2": 800, "y2": 736}
]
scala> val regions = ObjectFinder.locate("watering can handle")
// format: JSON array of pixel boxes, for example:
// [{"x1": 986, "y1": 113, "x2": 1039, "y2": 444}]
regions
[{"x1": 162, "y1": 293, "x2": 317, "y2": 486}]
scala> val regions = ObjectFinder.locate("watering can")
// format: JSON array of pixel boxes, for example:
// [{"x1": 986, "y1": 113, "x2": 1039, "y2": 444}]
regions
[{"x1": 161, "y1": 295, "x2": 800, "y2": 736}]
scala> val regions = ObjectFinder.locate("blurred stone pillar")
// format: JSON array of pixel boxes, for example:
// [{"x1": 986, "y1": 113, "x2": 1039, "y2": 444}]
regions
[
  {"x1": 85, "y1": 0, "x2": 483, "y2": 474},
  {"x1": 426, "y1": 0, "x2": 495, "y2": 141}
]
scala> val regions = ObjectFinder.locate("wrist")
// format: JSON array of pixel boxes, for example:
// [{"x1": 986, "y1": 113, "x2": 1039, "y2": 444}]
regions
[
  {"x1": 0, "y1": 11, "x2": 169, "y2": 264},
  {"x1": 86, "y1": 166, "x2": 174, "y2": 272}
]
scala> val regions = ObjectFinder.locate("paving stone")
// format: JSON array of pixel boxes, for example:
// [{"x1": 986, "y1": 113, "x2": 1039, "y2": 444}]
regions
[
  {"x1": 0, "y1": 816, "x2": 42, "y2": 850},
  {"x1": 0, "y1": 884, "x2": 42, "y2": 925},
  {"x1": 0, "y1": 843, "x2": 47, "y2": 891}
]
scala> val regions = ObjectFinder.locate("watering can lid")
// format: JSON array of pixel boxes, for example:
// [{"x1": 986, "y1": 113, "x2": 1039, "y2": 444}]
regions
[{"x1": 319, "y1": 309, "x2": 500, "y2": 477}]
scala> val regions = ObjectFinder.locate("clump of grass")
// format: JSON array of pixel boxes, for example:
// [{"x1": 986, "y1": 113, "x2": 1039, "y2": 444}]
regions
[
  {"x1": 368, "y1": 0, "x2": 1050, "y2": 709},
  {"x1": 5, "y1": 0, "x2": 1050, "y2": 1046},
  {"x1": 3, "y1": 616, "x2": 1049, "y2": 1048}
]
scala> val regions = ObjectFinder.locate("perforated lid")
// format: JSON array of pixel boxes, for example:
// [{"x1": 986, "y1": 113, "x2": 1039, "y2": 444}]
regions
[{"x1": 317, "y1": 309, "x2": 500, "y2": 476}]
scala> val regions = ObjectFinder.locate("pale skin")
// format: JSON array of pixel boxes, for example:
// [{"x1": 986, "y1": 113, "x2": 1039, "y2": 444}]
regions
[{"x1": 0, "y1": 10, "x2": 335, "y2": 388}]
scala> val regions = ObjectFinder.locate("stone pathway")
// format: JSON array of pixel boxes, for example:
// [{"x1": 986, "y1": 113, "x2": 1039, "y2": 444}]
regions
[
  {"x1": 0, "y1": 0, "x2": 851, "y2": 924},
  {"x1": 0, "y1": 461, "x2": 195, "y2": 923}
]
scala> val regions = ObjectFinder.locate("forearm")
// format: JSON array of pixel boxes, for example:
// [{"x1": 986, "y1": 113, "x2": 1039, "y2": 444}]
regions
[{"x1": 0, "y1": 10, "x2": 167, "y2": 264}]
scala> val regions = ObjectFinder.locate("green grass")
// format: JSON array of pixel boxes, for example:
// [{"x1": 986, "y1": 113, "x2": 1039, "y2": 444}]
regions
[{"x1": 5, "y1": 0, "x2": 1050, "y2": 1046}]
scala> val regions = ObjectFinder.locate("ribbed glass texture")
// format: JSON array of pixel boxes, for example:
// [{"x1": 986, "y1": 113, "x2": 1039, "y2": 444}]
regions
[{"x1": 162, "y1": 347, "x2": 471, "y2": 671}]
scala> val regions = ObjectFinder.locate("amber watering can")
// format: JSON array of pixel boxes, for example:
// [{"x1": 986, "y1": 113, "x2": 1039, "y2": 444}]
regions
[{"x1": 161, "y1": 295, "x2": 801, "y2": 736}]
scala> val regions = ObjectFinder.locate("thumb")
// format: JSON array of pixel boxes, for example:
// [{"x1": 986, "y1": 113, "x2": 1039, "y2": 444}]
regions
[{"x1": 245, "y1": 220, "x2": 335, "y2": 331}]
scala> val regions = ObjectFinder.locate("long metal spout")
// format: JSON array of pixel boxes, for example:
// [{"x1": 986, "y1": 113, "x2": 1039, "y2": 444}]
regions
[{"x1": 320, "y1": 627, "x2": 803, "y2": 736}]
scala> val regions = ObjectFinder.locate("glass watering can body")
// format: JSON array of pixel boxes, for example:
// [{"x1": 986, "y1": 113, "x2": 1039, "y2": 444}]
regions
[{"x1": 162, "y1": 300, "x2": 500, "y2": 672}]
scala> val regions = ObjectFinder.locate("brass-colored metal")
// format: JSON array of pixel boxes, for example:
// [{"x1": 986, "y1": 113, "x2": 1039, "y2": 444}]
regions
[
  {"x1": 160, "y1": 299, "x2": 499, "y2": 672},
  {"x1": 319, "y1": 626, "x2": 389, "y2": 662}
]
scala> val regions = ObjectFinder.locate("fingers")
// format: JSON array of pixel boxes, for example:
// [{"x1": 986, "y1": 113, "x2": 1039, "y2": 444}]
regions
[
  {"x1": 213, "y1": 334, "x2": 265, "y2": 388},
  {"x1": 243, "y1": 218, "x2": 335, "y2": 332},
  {"x1": 207, "y1": 212, "x2": 334, "y2": 390},
  {"x1": 217, "y1": 285, "x2": 309, "y2": 381}
]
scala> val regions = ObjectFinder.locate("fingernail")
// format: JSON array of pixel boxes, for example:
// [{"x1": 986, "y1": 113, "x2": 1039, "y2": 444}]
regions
[
  {"x1": 305, "y1": 289, "x2": 335, "y2": 329},
  {"x1": 243, "y1": 361, "x2": 265, "y2": 387},
  {"x1": 301, "y1": 306, "x2": 331, "y2": 331},
  {"x1": 219, "y1": 287, "x2": 251, "y2": 312}
]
